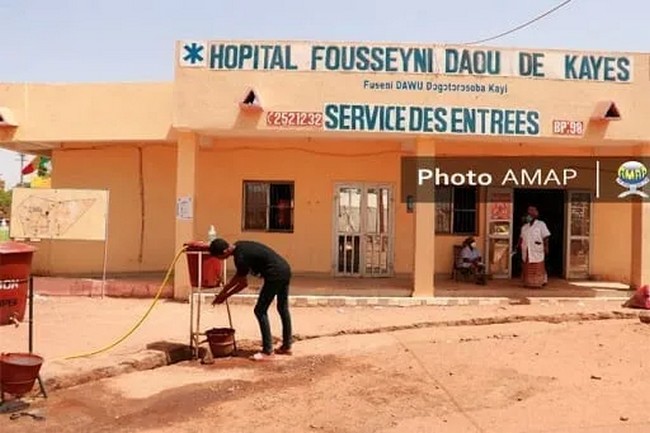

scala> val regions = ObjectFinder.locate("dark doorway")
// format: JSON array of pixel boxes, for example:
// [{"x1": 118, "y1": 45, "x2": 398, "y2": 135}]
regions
[{"x1": 512, "y1": 189, "x2": 565, "y2": 279}]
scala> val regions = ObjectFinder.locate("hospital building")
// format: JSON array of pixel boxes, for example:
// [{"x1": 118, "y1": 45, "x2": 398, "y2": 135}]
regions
[{"x1": 0, "y1": 40, "x2": 648, "y2": 299}]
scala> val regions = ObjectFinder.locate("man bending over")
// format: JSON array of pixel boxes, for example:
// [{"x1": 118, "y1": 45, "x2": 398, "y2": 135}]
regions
[{"x1": 209, "y1": 238, "x2": 293, "y2": 361}]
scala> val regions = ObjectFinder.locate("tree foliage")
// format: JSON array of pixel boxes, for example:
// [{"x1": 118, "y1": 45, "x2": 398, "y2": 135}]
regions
[{"x1": 0, "y1": 189, "x2": 11, "y2": 219}]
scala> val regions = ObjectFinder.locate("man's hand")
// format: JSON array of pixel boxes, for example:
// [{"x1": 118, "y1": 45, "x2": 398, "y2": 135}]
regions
[
  {"x1": 212, "y1": 291, "x2": 227, "y2": 306},
  {"x1": 212, "y1": 279, "x2": 249, "y2": 306}
]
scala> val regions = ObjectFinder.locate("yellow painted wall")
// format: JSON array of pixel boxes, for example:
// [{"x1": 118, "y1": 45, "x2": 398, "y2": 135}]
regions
[
  {"x1": 195, "y1": 138, "x2": 414, "y2": 275},
  {"x1": 30, "y1": 144, "x2": 176, "y2": 275},
  {"x1": 592, "y1": 202, "x2": 632, "y2": 282},
  {"x1": 0, "y1": 83, "x2": 173, "y2": 142},
  {"x1": 23, "y1": 137, "x2": 638, "y2": 283}
]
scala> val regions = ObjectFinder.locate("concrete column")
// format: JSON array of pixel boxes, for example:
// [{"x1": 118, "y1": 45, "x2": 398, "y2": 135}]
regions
[
  {"x1": 412, "y1": 139, "x2": 436, "y2": 297},
  {"x1": 630, "y1": 144, "x2": 650, "y2": 288},
  {"x1": 173, "y1": 130, "x2": 199, "y2": 300},
  {"x1": 631, "y1": 201, "x2": 650, "y2": 288}
]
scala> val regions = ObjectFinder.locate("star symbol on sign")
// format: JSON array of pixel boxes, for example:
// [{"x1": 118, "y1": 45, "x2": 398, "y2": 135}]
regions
[{"x1": 183, "y1": 42, "x2": 205, "y2": 64}]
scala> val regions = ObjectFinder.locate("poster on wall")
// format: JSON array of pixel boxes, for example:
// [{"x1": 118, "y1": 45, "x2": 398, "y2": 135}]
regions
[
  {"x1": 176, "y1": 196, "x2": 193, "y2": 220},
  {"x1": 490, "y1": 239, "x2": 511, "y2": 274},
  {"x1": 489, "y1": 193, "x2": 512, "y2": 220},
  {"x1": 10, "y1": 188, "x2": 109, "y2": 241}
]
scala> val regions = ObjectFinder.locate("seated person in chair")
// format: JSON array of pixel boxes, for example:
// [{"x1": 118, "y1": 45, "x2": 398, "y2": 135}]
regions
[{"x1": 459, "y1": 237, "x2": 486, "y2": 285}]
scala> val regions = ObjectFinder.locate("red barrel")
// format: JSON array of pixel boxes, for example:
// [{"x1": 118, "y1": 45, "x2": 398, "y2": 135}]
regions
[
  {"x1": 184, "y1": 241, "x2": 222, "y2": 288},
  {"x1": 0, "y1": 242, "x2": 37, "y2": 326}
]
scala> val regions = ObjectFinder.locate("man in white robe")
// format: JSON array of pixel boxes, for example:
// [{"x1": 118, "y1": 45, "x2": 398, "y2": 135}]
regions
[{"x1": 519, "y1": 205, "x2": 551, "y2": 285}]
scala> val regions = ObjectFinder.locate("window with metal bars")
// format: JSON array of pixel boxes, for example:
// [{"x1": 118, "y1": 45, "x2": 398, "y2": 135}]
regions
[
  {"x1": 435, "y1": 186, "x2": 478, "y2": 235},
  {"x1": 242, "y1": 181, "x2": 294, "y2": 232}
]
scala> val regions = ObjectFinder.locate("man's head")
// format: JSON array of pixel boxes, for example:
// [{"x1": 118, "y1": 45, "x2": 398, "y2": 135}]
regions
[
  {"x1": 209, "y1": 238, "x2": 234, "y2": 259},
  {"x1": 464, "y1": 236, "x2": 476, "y2": 248},
  {"x1": 527, "y1": 205, "x2": 539, "y2": 219}
]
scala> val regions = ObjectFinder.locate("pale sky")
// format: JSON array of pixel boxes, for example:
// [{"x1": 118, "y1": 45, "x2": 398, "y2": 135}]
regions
[{"x1": 0, "y1": 0, "x2": 647, "y2": 188}]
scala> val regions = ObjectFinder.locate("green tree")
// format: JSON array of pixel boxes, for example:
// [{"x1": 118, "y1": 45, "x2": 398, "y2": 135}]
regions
[
  {"x1": 0, "y1": 189, "x2": 12, "y2": 219},
  {"x1": 37, "y1": 156, "x2": 51, "y2": 177}
]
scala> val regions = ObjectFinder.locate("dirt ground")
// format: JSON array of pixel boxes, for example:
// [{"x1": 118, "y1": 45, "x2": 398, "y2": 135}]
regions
[
  {"x1": 3, "y1": 318, "x2": 650, "y2": 433},
  {"x1": 1, "y1": 297, "x2": 630, "y2": 363}
]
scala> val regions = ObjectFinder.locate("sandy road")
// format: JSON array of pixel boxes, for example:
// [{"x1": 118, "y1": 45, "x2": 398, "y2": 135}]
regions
[{"x1": 3, "y1": 318, "x2": 650, "y2": 433}]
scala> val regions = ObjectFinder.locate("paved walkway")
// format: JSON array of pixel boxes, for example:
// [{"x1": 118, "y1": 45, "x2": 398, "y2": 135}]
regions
[{"x1": 32, "y1": 274, "x2": 633, "y2": 300}]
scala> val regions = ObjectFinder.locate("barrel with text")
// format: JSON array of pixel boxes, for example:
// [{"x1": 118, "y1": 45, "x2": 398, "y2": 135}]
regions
[{"x1": 0, "y1": 241, "x2": 37, "y2": 326}]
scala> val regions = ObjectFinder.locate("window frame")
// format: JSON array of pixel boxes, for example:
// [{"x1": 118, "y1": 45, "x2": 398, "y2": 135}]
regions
[
  {"x1": 434, "y1": 185, "x2": 479, "y2": 236},
  {"x1": 241, "y1": 180, "x2": 295, "y2": 233}
]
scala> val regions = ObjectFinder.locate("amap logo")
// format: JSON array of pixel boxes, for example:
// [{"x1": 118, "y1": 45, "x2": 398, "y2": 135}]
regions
[{"x1": 616, "y1": 160, "x2": 649, "y2": 198}]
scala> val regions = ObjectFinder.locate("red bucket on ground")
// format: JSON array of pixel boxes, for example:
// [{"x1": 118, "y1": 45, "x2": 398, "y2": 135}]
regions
[
  {"x1": 0, "y1": 352, "x2": 43, "y2": 396},
  {"x1": 205, "y1": 327, "x2": 236, "y2": 357},
  {"x1": 184, "y1": 241, "x2": 223, "y2": 288},
  {"x1": 623, "y1": 285, "x2": 650, "y2": 309},
  {"x1": 0, "y1": 241, "x2": 37, "y2": 326}
]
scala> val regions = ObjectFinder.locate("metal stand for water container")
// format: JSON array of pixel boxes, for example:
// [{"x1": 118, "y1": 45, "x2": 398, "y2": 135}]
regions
[
  {"x1": 187, "y1": 251, "x2": 235, "y2": 360},
  {"x1": 0, "y1": 277, "x2": 47, "y2": 406},
  {"x1": 27, "y1": 277, "x2": 47, "y2": 400}
]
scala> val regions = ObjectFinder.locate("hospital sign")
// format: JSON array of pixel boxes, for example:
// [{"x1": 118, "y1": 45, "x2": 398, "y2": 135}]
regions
[{"x1": 178, "y1": 40, "x2": 634, "y2": 83}]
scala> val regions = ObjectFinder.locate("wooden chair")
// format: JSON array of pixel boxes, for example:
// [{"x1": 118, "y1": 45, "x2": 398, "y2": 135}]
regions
[{"x1": 451, "y1": 245, "x2": 473, "y2": 282}]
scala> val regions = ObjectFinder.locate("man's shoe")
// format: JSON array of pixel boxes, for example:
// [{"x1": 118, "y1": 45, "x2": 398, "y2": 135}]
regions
[
  {"x1": 274, "y1": 346, "x2": 293, "y2": 356},
  {"x1": 250, "y1": 352, "x2": 275, "y2": 362}
]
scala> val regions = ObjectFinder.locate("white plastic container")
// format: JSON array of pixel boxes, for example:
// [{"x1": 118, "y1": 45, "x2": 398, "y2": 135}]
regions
[{"x1": 208, "y1": 225, "x2": 217, "y2": 242}]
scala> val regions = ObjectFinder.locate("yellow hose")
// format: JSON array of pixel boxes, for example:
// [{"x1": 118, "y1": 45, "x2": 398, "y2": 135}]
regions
[{"x1": 62, "y1": 246, "x2": 188, "y2": 360}]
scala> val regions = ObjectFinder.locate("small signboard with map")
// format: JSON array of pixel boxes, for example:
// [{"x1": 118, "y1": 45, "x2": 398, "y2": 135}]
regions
[{"x1": 10, "y1": 188, "x2": 109, "y2": 241}]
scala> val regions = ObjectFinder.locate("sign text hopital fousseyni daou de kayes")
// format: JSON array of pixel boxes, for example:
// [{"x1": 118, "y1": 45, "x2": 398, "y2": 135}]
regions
[{"x1": 180, "y1": 41, "x2": 634, "y2": 83}]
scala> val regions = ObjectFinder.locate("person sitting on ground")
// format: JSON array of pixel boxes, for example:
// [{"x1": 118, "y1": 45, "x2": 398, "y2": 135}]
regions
[{"x1": 459, "y1": 236, "x2": 487, "y2": 285}]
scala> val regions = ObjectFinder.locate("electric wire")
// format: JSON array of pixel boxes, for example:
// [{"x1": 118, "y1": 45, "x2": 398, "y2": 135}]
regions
[
  {"x1": 59, "y1": 143, "x2": 408, "y2": 158},
  {"x1": 465, "y1": 0, "x2": 575, "y2": 45}
]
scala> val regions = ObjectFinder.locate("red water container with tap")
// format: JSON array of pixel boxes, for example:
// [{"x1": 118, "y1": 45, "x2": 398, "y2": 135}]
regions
[
  {"x1": 0, "y1": 242, "x2": 37, "y2": 326},
  {"x1": 184, "y1": 241, "x2": 223, "y2": 288}
]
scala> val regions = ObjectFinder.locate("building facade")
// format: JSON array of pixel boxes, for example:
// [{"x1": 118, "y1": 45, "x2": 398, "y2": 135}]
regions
[{"x1": 0, "y1": 40, "x2": 649, "y2": 299}]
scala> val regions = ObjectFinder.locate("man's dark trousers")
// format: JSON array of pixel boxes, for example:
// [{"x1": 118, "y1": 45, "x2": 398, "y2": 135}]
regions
[{"x1": 253, "y1": 279, "x2": 292, "y2": 354}]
